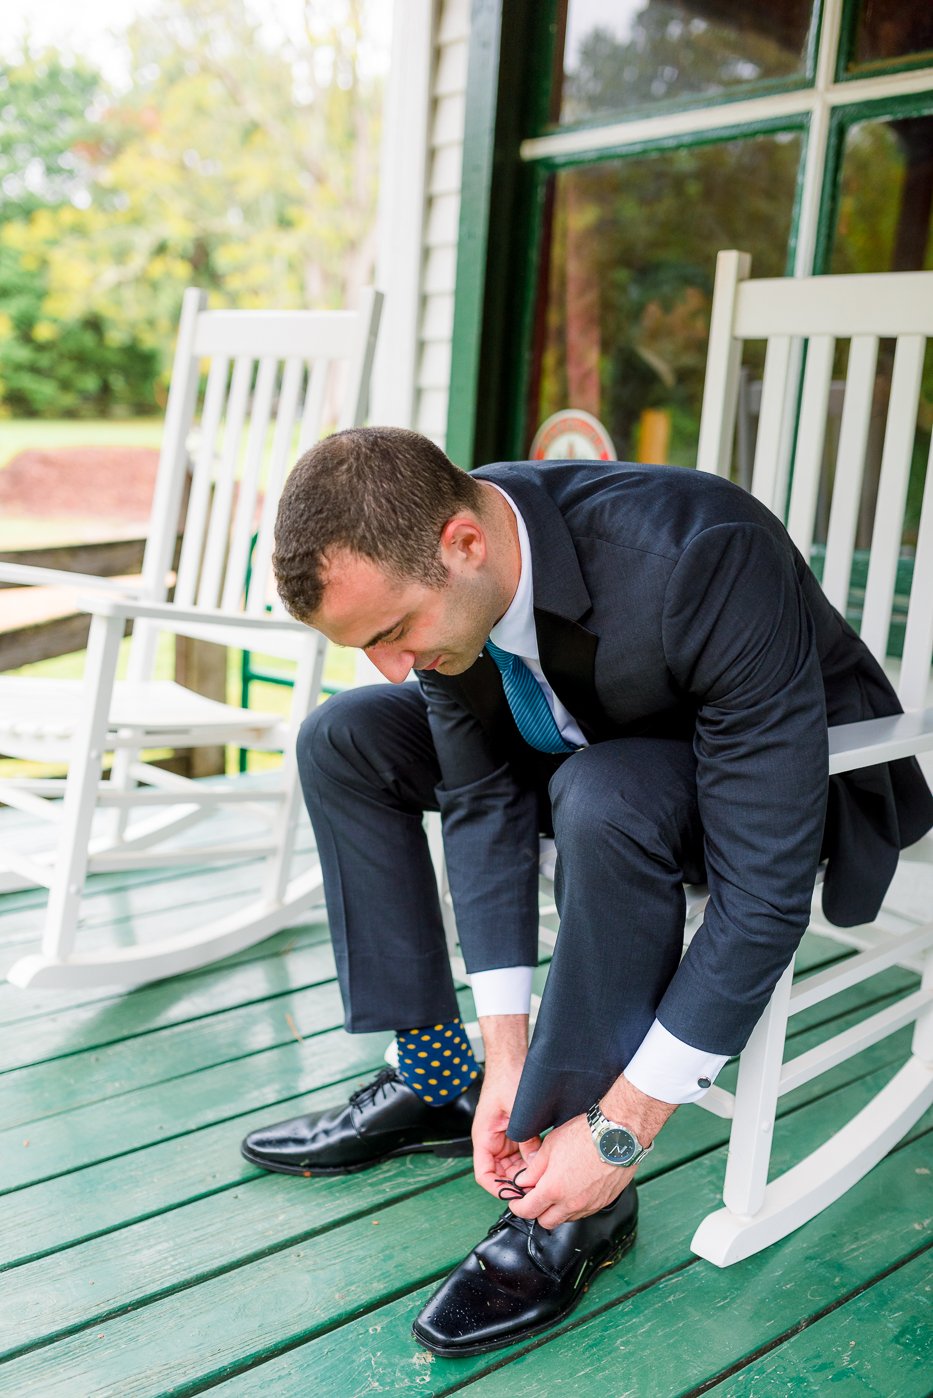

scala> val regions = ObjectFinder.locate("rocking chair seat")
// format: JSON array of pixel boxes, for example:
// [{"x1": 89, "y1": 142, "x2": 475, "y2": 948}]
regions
[{"x1": 0, "y1": 678, "x2": 284, "y2": 760}]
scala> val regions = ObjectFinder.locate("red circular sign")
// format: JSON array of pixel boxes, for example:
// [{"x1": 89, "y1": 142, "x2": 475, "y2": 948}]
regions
[{"x1": 530, "y1": 410, "x2": 616, "y2": 462}]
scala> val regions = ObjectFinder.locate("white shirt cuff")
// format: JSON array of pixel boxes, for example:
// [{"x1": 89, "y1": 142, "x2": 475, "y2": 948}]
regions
[
  {"x1": 469, "y1": 966, "x2": 534, "y2": 1018},
  {"x1": 624, "y1": 1020, "x2": 729, "y2": 1105}
]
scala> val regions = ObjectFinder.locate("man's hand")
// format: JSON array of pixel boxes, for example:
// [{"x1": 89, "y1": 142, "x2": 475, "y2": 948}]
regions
[
  {"x1": 472, "y1": 1014, "x2": 541, "y2": 1198},
  {"x1": 508, "y1": 1074, "x2": 675, "y2": 1230}
]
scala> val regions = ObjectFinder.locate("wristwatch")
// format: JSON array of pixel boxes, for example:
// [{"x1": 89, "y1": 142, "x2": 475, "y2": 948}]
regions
[{"x1": 586, "y1": 1102, "x2": 654, "y2": 1168}]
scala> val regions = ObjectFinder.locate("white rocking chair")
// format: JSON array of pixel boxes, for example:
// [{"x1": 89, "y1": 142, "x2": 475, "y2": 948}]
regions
[
  {"x1": 1, "y1": 287, "x2": 383, "y2": 990},
  {"x1": 436, "y1": 251, "x2": 933, "y2": 1266},
  {"x1": 685, "y1": 250, "x2": 933, "y2": 1264}
]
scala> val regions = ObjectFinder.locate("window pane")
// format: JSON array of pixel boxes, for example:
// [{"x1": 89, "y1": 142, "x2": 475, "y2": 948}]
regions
[
  {"x1": 847, "y1": 1, "x2": 933, "y2": 73},
  {"x1": 556, "y1": 0, "x2": 812, "y2": 126},
  {"x1": 826, "y1": 113, "x2": 933, "y2": 591},
  {"x1": 829, "y1": 114, "x2": 933, "y2": 274},
  {"x1": 527, "y1": 132, "x2": 802, "y2": 468}
]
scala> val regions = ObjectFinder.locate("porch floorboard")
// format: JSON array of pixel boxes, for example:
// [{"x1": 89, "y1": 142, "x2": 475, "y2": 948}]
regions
[{"x1": 0, "y1": 797, "x2": 930, "y2": 1397}]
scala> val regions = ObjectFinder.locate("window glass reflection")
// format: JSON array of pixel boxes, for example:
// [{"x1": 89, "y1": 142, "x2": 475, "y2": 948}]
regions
[
  {"x1": 825, "y1": 113, "x2": 933, "y2": 580},
  {"x1": 847, "y1": 1, "x2": 933, "y2": 73},
  {"x1": 830, "y1": 115, "x2": 933, "y2": 275},
  {"x1": 557, "y1": 0, "x2": 812, "y2": 126},
  {"x1": 527, "y1": 132, "x2": 802, "y2": 468}
]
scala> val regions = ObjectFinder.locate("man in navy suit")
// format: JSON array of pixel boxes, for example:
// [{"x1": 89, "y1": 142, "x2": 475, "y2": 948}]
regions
[{"x1": 243, "y1": 426, "x2": 932, "y2": 1356}]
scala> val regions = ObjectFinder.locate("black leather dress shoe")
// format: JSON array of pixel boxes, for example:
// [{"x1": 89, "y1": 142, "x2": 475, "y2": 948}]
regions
[
  {"x1": 240, "y1": 1067, "x2": 482, "y2": 1176},
  {"x1": 412, "y1": 1183, "x2": 638, "y2": 1356}
]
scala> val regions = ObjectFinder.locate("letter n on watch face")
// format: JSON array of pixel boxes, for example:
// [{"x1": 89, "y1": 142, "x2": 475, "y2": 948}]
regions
[{"x1": 601, "y1": 1128, "x2": 636, "y2": 1163}]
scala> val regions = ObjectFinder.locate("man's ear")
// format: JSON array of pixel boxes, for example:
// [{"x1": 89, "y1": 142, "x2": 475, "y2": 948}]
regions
[{"x1": 438, "y1": 515, "x2": 486, "y2": 569}]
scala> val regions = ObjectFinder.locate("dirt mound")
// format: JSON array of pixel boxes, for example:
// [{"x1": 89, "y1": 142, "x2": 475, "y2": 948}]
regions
[{"x1": 0, "y1": 447, "x2": 161, "y2": 519}]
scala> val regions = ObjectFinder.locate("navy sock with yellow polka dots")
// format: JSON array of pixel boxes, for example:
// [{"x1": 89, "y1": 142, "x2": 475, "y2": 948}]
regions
[{"x1": 395, "y1": 1019, "x2": 480, "y2": 1105}]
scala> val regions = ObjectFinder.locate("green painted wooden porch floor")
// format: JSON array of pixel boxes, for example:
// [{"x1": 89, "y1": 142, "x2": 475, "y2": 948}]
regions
[{"x1": 0, "y1": 811, "x2": 931, "y2": 1397}]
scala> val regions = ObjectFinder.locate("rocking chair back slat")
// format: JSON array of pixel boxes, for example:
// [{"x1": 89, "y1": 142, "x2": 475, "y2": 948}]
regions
[
  {"x1": 337, "y1": 287, "x2": 381, "y2": 431},
  {"x1": 174, "y1": 355, "x2": 231, "y2": 608},
  {"x1": 750, "y1": 334, "x2": 793, "y2": 513},
  {"x1": 820, "y1": 335, "x2": 879, "y2": 614},
  {"x1": 197, "y1": 356, "x2": 253, "y2": 610},
  {"x1": 246, "y1": 356, "x2": 305, "y2": 617},
  {"x1": 141, "y1": 288, "x2": 206, "y2": 604},
  {"x1": 901, "y1": 433, "x2": 933, "y2": 712},
  {"x1": 299, "y1": 359, "x2": 331, "y2": 457},
  {"x1": 222, "y1": 356, "x2": 278, "y2": 613},
  {"x1": 786, "y1": 335, "x2": 835, "y2": 559},
  {"x1": 695, "y1": 251, "x2": 752, "y2": 478},
  {"x1": 859, "y1": 334, "x2": 926, "y2": 664}
]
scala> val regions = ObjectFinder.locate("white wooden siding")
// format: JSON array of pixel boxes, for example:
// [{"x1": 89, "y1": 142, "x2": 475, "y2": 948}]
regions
[
  {"x1": 423, "y1": 245, "x2": 458, "y2": 295},
  {"x1": 372, "y1": 0, "x2": 469, "y2": 448},
  {"x1": 414, "y1": 0, "x2": 469, "y2": 447}
]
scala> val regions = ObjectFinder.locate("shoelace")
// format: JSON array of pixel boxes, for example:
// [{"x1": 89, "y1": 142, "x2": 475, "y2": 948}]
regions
[
  {"x1": 488, "y1": 1167, "x2": 539, "y2": 1242},
  {"x1": 494, "y1": 1167, "x2": 530, "y2": 1201},
  {"x1": 348, "y1": 1067, "x2": 398, "y2": 1109}
]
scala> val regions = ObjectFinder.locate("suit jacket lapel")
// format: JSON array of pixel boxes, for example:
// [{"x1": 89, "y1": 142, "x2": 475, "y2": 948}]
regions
[
  {"x1": 474, "y1": 466, "x2": 606, "y2": 740},
  {"x1": 450, "y1": 646, "x2": 514, "y2": 728},
  {"x1": 532, "y1": 607, "x2": 604, "y2": 741}
]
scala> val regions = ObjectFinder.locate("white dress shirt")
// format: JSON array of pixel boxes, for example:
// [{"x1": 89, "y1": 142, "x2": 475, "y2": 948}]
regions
[{"x1": 470, "y1": 484, "x2": 728, "y2": 1105}]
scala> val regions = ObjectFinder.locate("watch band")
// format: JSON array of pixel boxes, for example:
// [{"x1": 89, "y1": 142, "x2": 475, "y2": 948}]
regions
[{"x1": 586, "y1": 1102, "x2": 654, "y2": 1167}]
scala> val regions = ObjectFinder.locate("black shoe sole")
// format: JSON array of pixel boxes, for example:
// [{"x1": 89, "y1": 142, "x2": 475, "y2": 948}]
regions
[
  {"x1": 240, "y1": 1135, "x2": 474, "y2": 1177},
  {"x1": 410, "y1": 1223, "x2": 637, "y2": 1358}
]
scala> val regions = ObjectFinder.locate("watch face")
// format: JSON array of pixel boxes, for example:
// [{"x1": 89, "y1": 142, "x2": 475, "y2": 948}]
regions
[{"x1": 599, "y1": 1127, "x2": 638, "y2": 1165}]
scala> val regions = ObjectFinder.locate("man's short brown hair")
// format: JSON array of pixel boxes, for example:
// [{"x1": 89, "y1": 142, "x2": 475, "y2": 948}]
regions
[{"x1": 272, "y1": 426, "x2": 483, "y2": 621}]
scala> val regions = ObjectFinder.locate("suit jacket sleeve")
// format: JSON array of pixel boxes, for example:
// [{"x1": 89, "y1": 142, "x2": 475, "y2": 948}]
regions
[
  {"x1": 417, "y1": 671, "x2": 541, "y2": 974},
  {"x1": 657, "y1": 521, "x2": 828, "y2": 1054}
]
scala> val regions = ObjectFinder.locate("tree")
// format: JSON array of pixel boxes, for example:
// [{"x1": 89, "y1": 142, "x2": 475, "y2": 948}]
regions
[
  {"x1": 0, "y1": 52, "x2": 99, "y2": 220},
  {"x1": 0, "y1": 0, "x2": 383, "y2": 416},
  {"x1": 0, "y1": 49, "x2": 161, "y2": 415}
]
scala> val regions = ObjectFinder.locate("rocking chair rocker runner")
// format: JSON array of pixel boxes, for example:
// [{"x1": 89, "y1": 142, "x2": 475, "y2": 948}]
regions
[{"x1": 0, "y1": 287, "x2": 383, "y2": 990}]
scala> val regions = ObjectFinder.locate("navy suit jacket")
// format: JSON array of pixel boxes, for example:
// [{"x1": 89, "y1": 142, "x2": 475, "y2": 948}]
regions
[{"x1": 418, "y1": 460, "x2": 933, "y2": 1055}]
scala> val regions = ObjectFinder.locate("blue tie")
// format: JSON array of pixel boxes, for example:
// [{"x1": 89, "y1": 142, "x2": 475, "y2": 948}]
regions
[{"x1": 485, "y1": 640, "x2": 577, "y2": 754}]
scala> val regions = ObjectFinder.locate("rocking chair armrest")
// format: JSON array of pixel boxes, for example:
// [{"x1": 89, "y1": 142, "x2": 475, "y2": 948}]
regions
[
  {"x1": 0, "y1": 561, "x2": 150, "y2": 593},
  {"x1": 77, "y1": 592, "x2": 310, "y2": 635},
  {"x1": 827, "y1": 708, "x2": 933, "y2": 774}
]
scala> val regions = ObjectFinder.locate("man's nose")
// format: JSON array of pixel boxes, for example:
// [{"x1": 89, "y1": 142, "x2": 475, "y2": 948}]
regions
[{"x1": 366, "y1": 647, "x2": 415, "y2": 683}]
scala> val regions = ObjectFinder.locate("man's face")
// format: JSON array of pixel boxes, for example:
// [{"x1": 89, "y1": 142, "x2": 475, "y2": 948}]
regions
[{"x1": 311, "y1": 548, "x2": 502, "y2": 683}]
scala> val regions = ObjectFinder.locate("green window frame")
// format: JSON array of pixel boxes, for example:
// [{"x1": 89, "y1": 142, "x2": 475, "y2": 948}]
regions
[
  {"x1": 447, "y1": 0, "x2": 933, "y2": 470},
  {"x1": 814, "y1": 89, "x2": 933, "y2": 271}
]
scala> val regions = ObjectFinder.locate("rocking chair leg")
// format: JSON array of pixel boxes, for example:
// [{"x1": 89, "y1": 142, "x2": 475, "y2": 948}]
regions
[
  {"x1": 105, "y1": 746, "x2": 139, "y2": 845},
  {"x1": 41, "y1": 614, "x2": 124, "y2": 964},
  {"x1": 721, "y1": 960, "x2": 795, "y2": 1218},
  {"x1": 693, "y1": 947, "x2": 933, "y2": 1267},
  {"x1": 691, "y1": 1054, "x2": 933, "y2": 1266},
  {"x1": 912, "y1": 950, "x2": 933, "y2": 1062},
  {"x1": 261, "y1": 642, "x2": 327, "y2": 907}
]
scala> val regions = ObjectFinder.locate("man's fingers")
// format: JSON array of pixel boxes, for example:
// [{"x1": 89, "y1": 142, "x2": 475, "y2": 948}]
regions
[
  {"x1": 472, "y1": 1141, "x2": 498, "y2": 1190},
  {"x1": 513, "y1": 1137, "x2": 547, "y2": 1187},
  {"x1": 535, "y1": 1203, "x2": 571, "y2": 1229},
  {"x1": 519, "y1": 1135, "x2": 543, "y2": 1163},
  {"x1": 475, "y1": 1170, "x2": 505, "y2": 1198},
  {"x1": 473, "y1": 1136, "x2": 528, "y2": 1198},
  {"x1": 508, "y1": 1183, "x2": 555, "y2": 1219}
]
